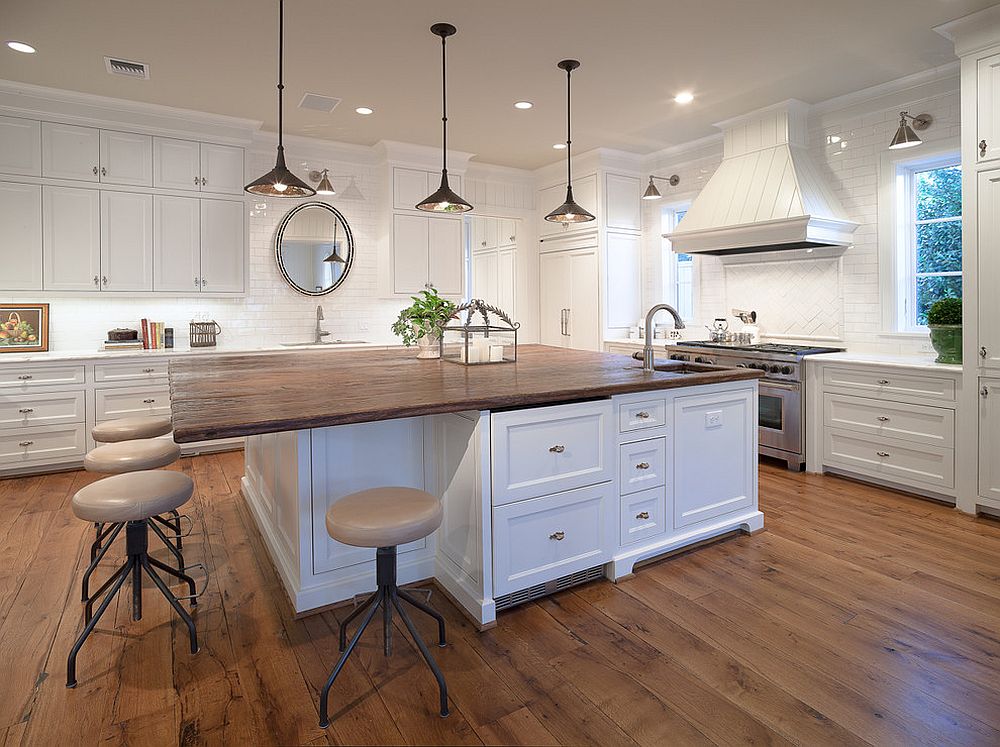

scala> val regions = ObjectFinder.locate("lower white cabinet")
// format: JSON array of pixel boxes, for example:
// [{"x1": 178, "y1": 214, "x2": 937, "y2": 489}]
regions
[
  {"x1": 153, "y1": 196, "x2": 201, "y2": 291},
  {"x1": 824, "y1": 428, "x2": 954, "y2": 491},
  {"x1": 619, "y1": 436, "x2": 666, "y2": 495},
  {"x1": 0, "y1": 423, "x2": 87, "y2": 465},
  {"x1": 43, "y1": 185, "x2": 101, "y2": 290},
  {"x1": 100, "y1": 191, "x2": 153, "y2": 291},
  {"x1": 0, "y1": 182, "x2": 42, "y2": 290},
  {"x1": 95, "y1": 385, "x2": 171, "y2": 422},
  {"x1": 980, "y1": 378, "x2": 1000, "y2": 502},
  {"x1": 620, "y1": 485, "x2": 666, "y2": 546},
  {"x1": 0, "y1": 390, "x2": 86, "y2": 429},
  {"x1": 539, "y1": 247, "x2": 600, "y2": 351}
]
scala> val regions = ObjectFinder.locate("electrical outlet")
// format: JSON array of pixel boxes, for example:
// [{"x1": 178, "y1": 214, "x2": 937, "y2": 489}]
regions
[
  {"x1": 705, "y1": 410, "x2": 723, "y2": 428},
  {"x1": 359, "y1": 322, "x2": 369, "y2": 332}
]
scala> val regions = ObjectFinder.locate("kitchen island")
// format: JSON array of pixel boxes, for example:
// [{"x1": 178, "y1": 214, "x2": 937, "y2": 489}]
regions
[{"x1": 169, "y1": 345, "x2": 764, "y2": 626}]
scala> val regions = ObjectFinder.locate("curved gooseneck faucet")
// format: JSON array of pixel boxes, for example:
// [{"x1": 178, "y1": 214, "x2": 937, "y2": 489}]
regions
[{"x1": 642, "y1": 304, "x2": 686, "y2": 371}]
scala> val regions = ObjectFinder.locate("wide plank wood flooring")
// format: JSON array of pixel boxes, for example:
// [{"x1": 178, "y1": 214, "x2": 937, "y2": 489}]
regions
[{"x1": 1, "y1": 452, "x2": 999, "y2": 746}]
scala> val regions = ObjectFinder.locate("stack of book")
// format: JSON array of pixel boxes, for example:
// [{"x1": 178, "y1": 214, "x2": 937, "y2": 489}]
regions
[
  {"x1": 141, "y1": 319, "x2": 170, "y2": 349},
  {"x1": 102, "y1": 339, "x2": 144, "y2": 351}
]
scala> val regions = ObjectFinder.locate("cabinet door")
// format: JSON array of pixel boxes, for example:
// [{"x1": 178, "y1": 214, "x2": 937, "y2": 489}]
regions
[
  {"x1": 428, "y1": 217, "x2": 464, "y2": 296},
  {"x1": 605, "y1": 173, "x2": 641, "y2": 230},
  {"x1": 485, "y1": 217, "x2": 501, "y2": 250},
  {"x1": 978, "y1": 53, "x2": 1000, "y2": 164},
  {"x1": 42, "y1": 186, "x2": 100, "y2": 290},
  {"x1": 605, "y1": 232, "x2": 642, "y2": 328},
  {"x1": 498, "y1": 248, "x2": 516, "y2": 316},
  {"x1": 539, "y1": 251, "x2": 570, "y2": 347},
  {"x1": 0, "y1": 116, "x2": 41, "y2": 176},
  {"x1": 200, "y1": 199, "x2": 245, "y2": 292},
  {"x1": 200, "y1": 143, "x2": 244, "y2": 194},
  {"x1": 499, "y1": 218, "x2": 517, "y2": 247},
  {"x1": 99, "y1": 130, "x2": 152, "y2": 186},
  {"x1": 393, "y1": 168, "x2": 430, "y2": 210},
  {"x1": 538, "y1": 182, "x2": 567, "y2": 237},
  {"x1": 567, "y1": 248, "x2": 600, "y2": 351},
  {"x1": 470, "y1": 216, "x2": 488, "y2": 252},
  {"x1": 980, "y1": 378, "x2": 1000, "y2": 501},
  {"x1": 152, "y1": 137, "x2": 201, "y2": 191},
  {"x1": 153, "y1": 196, "x2": 201, "y2": 292},
  {"x1": 978, "y1": 170, "x2": 1000, "y2": 368},
  {"x1": 41, "y1": 123, "x2": 100, "y2": 181},
  {"x1": 0, "y1": 183, "x2": 42, "y2": 290},
  {"x1": 100, "y1": 191, "x2": 153, "y2": 291},
  {"x1": 471, "y1": 249, "x2": 499, "y2": 305},
  {"x1": 392, "y1": 214, "x2": 429, "y2": 294}
]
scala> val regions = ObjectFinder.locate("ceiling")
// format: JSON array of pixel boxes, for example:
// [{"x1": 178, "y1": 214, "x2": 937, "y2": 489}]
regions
[{"x1": 0, "y1": 0, "x2": 991, "y2": 170}]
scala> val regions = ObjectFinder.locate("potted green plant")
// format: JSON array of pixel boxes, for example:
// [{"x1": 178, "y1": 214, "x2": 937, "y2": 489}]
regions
[
  {"x1": 391, "y1": 288, "x2": 457, "y2": 359},
  {"x1": 927, "y1": 296, "x2": 962, "y2": 364}
]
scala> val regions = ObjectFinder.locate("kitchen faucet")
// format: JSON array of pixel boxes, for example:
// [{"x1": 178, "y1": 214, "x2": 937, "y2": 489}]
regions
[
  {"x1": 314, "y1": 305, "x2": 330, "y2": 344},
  {"x1": 641, "y1": 304, "x2": 686, "y2": 371}
]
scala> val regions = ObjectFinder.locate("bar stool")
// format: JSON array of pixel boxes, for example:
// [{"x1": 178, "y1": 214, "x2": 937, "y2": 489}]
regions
[
  {"x1": 318, "y1": 487, "x2": 449, "y2": 728},
  {"x1": 67, "y1": 470, "x2": 200, "y2": 688}
]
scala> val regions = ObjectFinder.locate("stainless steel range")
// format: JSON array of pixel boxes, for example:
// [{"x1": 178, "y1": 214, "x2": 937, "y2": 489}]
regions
[{"x1": 670, "y1": 341, "x2": 843, "y2": 470}]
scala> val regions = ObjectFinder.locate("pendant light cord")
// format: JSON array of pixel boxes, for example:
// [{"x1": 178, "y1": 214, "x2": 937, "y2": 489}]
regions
[
  {"x1": 441, "y1": 33, "x2": 448, "y2": 174},
  {"x1": 565, "y1": 66, "x2": 572, "y2": 189},
  {"x1": 277, "y1": 0, "x2": 284, "y2": 150}
]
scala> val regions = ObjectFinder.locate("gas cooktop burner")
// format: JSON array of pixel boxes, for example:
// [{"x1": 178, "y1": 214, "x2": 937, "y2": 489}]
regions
[{"x1": 676, "y1": 341, "x2": 844, "y2": 356}]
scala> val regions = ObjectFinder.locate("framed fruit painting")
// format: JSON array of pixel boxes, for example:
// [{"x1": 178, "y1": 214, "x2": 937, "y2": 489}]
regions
[{"x1": 0, "y1": 304, "x2": 49, "y2": 353}]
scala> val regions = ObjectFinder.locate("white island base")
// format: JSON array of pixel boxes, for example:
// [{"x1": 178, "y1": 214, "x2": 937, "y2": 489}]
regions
[{"x1": 241, "y1": 379, "x2": 762, "y2": 627}]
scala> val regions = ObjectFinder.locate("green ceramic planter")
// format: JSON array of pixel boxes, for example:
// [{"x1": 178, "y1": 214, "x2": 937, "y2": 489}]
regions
[{"x1": 928, "y1": 324, "x2": 962, "y2": 364}]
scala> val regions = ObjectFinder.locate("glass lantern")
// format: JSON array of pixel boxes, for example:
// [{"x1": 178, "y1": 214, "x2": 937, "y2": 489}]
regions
[{"x1": 439, "y1": 299, "x2": 519, "y2": 365}]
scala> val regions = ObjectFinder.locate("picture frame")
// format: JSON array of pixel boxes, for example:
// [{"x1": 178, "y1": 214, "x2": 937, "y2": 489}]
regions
[{"x1": 0, "y1": 303, "x2": 49, "y2": 353}]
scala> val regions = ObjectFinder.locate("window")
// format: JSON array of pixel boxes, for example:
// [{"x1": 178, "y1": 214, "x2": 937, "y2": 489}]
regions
[{"x1": 662, "y1": 205, "x2": 695, "y2": 321}]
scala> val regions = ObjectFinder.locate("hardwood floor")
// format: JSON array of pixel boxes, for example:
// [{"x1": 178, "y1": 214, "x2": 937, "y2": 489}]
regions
[{"x1": 2, "y1": 453, "x2": 999, "y2": 746}]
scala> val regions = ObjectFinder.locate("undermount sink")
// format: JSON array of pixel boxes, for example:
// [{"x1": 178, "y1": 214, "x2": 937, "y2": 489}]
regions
[
  {"x1": 650, "y1": 361, "x2": 733, "y2": 375},
  {"x1": 280, "y1": 340, "x2": 367, "y2": 347}
]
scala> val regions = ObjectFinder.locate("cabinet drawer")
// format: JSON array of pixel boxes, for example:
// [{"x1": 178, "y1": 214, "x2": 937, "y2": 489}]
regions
[
  {"x1": 95, "y1": 386, "x2": 171, "y2": 421},
  {"x1": 0, "y1": 365, "x2": 85, "y2": 389},
  {"x1": 619, "y1": 397, "x2": 667, "y2": 433},
  {"x1": 823, "y1": 366, "x2": 956, "y2": 403},
  {"x1": 491, "y1": 400, "x2": 613, "y2": 506},
  {"x1": 823, "y1": 393, "x2": 954, "y2": 448},
  {"x1": 94, "y1": 360, "x2": 169, "y2": 382},
  {"x1": 620, "y1": 486, "x2": 667, "y2": 547},
  {"x1": 492, "y1": 483, "x2": 613, "y2": 597},
  {"x1": 824, "y1": 428, "x2": 954, "y2": 491},
  {"x1": 0, "y1": 423, "x2": 86, "y2": 466},
  {"x1": 619, "y1": 437, "x2": 667, "y2": 495},
  {"x1": 0, "y1": 390, "x2": 85, "y2": 429}
]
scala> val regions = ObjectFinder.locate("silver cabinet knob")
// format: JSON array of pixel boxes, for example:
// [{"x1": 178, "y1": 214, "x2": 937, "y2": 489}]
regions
[
  {"x1": 142, "y1": 398, "x2": 156, "y2": 404},
  {"x1": 636, "y1": 462, "x2": 650, "y2": 470},
  {"x1": 102, "y1": 276, "x2": 108, "y2": 286},
  {"x1": 876, "y1": 451, "x2": 890, "y2": 458},
  {"x1": 101, "y1": 166, "x2": 107, "y2": 177},
  {"x1": 18, "y1": 408, "x2": 34, "y2": 414},
  {"x1": 877, "y1": 379, "x2": 890, "y2": 385},
  {"x1": 981, "y1": 346, "x2": 989, "y2": 359},
  {"x1": 17, "y1": 375, "x2": 32, "y2": 380},
  {"x1": 18, "y1": 441, "x2": 33, "y2": 447},
  {"x1": 548, "y1": 444, "x2": 565, "y2": 453},
  {"x1": 982, "y1": 386, "x2": 990, "y2": 398},
  {"x1": 981, "y1": 139, "x2": 988, "y2": 157},
  {"x1": 194, "y1": 176, "x2": 200, "y2": 185},
  {"x1": 195, "y1": 277, "x2": 200, "y2": 287},
  {"x1": 92, "y1": 166, "x2": 99, "y2": 175},
  {"x1": 201, "y1": 177, "x2": 207, "y2": 186},
  {"x1": 876, "y1": 416, "x2": 890, "y2": 422},
  {"x1": 93, "y1": 275, "x2": 100, "y2": 286},
  {"x1": 201, "y1": 278, "x2": 207, "y2": 287},
  {"x1": 549, "y1": 531, "x2": 565, "y2": 541},
  {"x1": 636, "y1": 411, "x2": 650, "y2": 419},
  {"x1": 142, "y1": 368, "x2": 155, "y2": 373}
]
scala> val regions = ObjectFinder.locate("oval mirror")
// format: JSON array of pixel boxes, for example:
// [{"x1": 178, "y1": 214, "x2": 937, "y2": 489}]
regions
[{"x1": 275, "y1": 202, "x2": 355, "y2": 296}]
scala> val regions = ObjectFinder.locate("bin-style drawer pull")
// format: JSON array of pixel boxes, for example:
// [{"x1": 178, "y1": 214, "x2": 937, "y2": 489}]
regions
[
  {"x1": 876, "y1": 416, "x2": 890, "y2": 422},
  {"x1": 876, "y1": 450, "x2": 890, "y2": 458},
  {"x1": 548, "y1": 444, "x2": 565, "y2": 453},
  {"x1": 17, "y1": 375, "x2": 32, "y2": 380},
  {"x1": 877, "y1": 379, "x2": 890, "y2": 385},
  {"x1": 635, "y1": 511, "x2": 650, "y2": 520},
  {"x1": 142, "y1": 398, "x2": 156, "y2": 404},
  {"x1": 18, "y1": 408, "x2": 34, "y2": 414},
  {"x1": 635, "y1": 461, "x2": 650, "y2": 470},
  {"x1": 549, "y1": 531, "x2": 565, "y2": 541},
  {"x1": 142, "y1": 368, "x2": 156, "y2": 373},
  {"x1": 18, "y1": 440, "x2": 33, "y2": 447},
  {"x1": 635, "y1": 411, "x2": 651, "y2": 419}
]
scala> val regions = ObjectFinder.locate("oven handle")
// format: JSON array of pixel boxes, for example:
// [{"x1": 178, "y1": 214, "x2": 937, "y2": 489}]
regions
[{"x1": 759, "y1": 381, "x2": 800, "y2": 392}]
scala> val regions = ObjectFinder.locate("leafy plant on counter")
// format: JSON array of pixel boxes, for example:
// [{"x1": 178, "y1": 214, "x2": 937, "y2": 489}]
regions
[
  {"x1": 927, "y1": 296, "x2": 962, "y2": 326},
  {"x1": 391, "y1": 288, "x2": 457, "y2": 346}
]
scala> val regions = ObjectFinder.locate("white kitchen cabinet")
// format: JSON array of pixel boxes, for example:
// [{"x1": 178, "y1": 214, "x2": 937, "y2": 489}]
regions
[
  {"x1": 199, "y1": 143, "x2": 244, "y2": 194},
  {"x1": 393, "y1": 168, "x2": 430, "y2": 210},
  {"x1": 484, "y1": 217, "x2": 500, "y2": 250},
  {"x1": 471, "y1": 250, "x2": 499, "y2": 305},
  {"x1": 498, "y1": 248, "x2": 516, "y2": 316},
  {"x1": 470, "y1": 216, "x2": 487, "y2": 252},
  {"x1": 0, "y1": 116, "x2": 41, "y2": 176},
  {"x1": 605, "y1": 232, "x2": 642, "y2": 329},
  {"x1": 391, "y1": 213, "x2": 463, "y2": 296},
  {"x1": 99, "y1": 130, "x2": 152, "y2": 186},
  {"x1": 100, "y1": 191, "x2": 153, "y2": 291},
  {"x1": 42, "y1": 186, "x2": 101, "y2": 291},
  {"x1": 428, "y1": 217, "x2": 464, "y2": 295},
  {"x1": 499, "y1": 218, "x2": 517, "y2": 247},
  {"x1": 978, "y1": 170, "x2": 1000, "y2": 368},
  {"x1": 0, "y1": 182, "x2": 42, "y2": 290},
  {"x1": 392, "y1": 214, "x2": 429, "y2": 294},
  {"x1": 153, "y1": 196, "x2": 201, "y2": 292},
  {"x1": 200, "y1": 199, "x2": 245, "y2": 293},
  {"x1": 538, "y1": 174, "x2": 598, "y2": 238},
  {"x1": 539, "y1": 251, "x2": 571, "y2": 347},
  {"x1": 978, "y1": 53, "x2": 1000, "y2": 163},
  {"x1": 605, "y1": 173, "x2": 641, "y2": 230},
  {"x1": 41, "y1": 122, "x2": 100, "y2": 182},
  {"x1": 153, "y1": 138, "x2": 201, "y2": 190},
  {"x1": 980, "y1": 378, "x2": 1000, "y2": 502},
  {"x1": 540, "y1": 247, "x2": 600, "y2": 351}
]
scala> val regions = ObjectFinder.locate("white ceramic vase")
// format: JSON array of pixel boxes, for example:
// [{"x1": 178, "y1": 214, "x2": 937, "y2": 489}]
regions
[{"x1": 415, "y1": 332, "x2": 440, "y2": 359}]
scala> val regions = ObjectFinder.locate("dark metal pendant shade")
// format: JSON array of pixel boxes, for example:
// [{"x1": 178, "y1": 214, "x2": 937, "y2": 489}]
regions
[
  {"x1": 245, "y1": 0, "x2": 315, "y2": 198},
  {"x1": 417, "y1": 22, "x2": 473, "y2": 213},
  {"x1": 546, "y1": 59, "x2": 594, "y2": 224}
]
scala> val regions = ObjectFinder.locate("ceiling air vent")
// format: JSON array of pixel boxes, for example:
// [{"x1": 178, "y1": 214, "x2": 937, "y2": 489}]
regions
[
  {"x1": 298, "y1": 93, "x2": 341, "y2": 113},
  {"x1": 104, "y1": 56, "x2": 150, "y2": 79}
]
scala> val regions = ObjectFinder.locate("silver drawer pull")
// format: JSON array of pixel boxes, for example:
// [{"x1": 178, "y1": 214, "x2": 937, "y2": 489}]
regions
[
  {"x1": 142, "y1": 368, "x2": 156, "y2": 373},
  {"x1": 636, "y1": 462, "x2": 650, "y2": 470},
  {"x1": 18, "y1": 408, "x2": 34, "y2": 414},
  {"x1": 636, "y1": 511, "x2": 650, "y2": 520},
  {"x1": 549, "y1": 531, "x2": 565, "y2": 541},
  {"x1": 17, "y1": 375, "x2": 32, "y2": 380},
  {"x1": 876, "y1": 451, "x2": 890, "y2": 458},
  {"x1": 877, "y1": 379, "x2": 890, "y2": 385},
  {"x1": 143, "y1": 398, "x2": 156, "y2": 404},
  {"x1": 549, "y1": 444, "x2": 565, "y2": 453},
  {"x1": 635, "y1": 411, "x2": 651, "y2": 419},
  {"x1": 876, "y1": 416, "x2": 890, "y2": 422},
  {"x1": 18, "y1": 440, "x2": 33, "y2": 447}
]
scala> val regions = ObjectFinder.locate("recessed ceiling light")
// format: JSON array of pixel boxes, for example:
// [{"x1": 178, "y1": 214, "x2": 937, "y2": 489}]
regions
[
  {"x1": 514, "y1": 101, "x2": 533, "y2": 110},
  {"x1": 6, "y1": 41, "x2": 36, "y2": 54},
  {"x1": 355, "y1": 106, "x2": 374, "y2": 115},
  {"x1": 674, "y1": 91, "x2": 694, "y2": 105},
  {"x1": 553, "y1": 143, "x2": 566, "y2": 149}
]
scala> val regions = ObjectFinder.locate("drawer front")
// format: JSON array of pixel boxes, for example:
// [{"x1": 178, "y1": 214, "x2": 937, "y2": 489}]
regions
[
  {"x1": 620, "y1": 486, "x2": 667, "y2": 547},
  {"x1": 95, "y1": 386, "x2": 171, "y2": 421},
  {"x1": 492, "y1": 400, "x2": 613, "y2": 506},
  {"x1": 94, "y1": 360, "x2": 170, "y2": 382},
  {"x1": 0, "y1": 390, "x2": 86, "y2": 429},
  {"x1": 0, "y1": 365, "x2": 85, "y2": 390},
  {"x1": 492, "y1": 483, "x2": 613, "y2": 597},
  {"x1": 619, "y1": 397, "x2": 668, "y2": 433},
  {"x1": 823, "y1": 366, "x2": 956, "y2": 403},
  {"x1": 824, "y1": 393, "x2": 954, "y2": 448},
  {"x1": 0, "y1": 423, "x2": 86, "y2": 466},
  {"x1": 619, "y1": 437, "x2": 667, "y2": 495},
  {"x1": 824, "y1": 428, "x2": 954, "y2": 491}
]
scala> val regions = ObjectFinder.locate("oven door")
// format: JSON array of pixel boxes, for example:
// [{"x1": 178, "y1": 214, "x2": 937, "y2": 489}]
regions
[{"x1": 758, "y1": 380, "x2": 801, "y2": 455}]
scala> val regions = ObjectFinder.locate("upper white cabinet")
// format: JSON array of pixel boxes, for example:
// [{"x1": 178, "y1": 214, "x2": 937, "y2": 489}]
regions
[
  {"x1": 42, "y1": 123, "x2": 101, "y2": 182},
  {"x1": 538, "y1": 174, "x2": 598, "y2": 238},
  {"x1": 0, "y1": 116, "x2": 41, "y2": 176},
  {"x1": 605, "y1": 232, "x2": 642, "y2": 328},
  {"x1": 153, "y1": 138, "x2": 244, "y2": 194},
  {"x1": 468, "y1": 216, "x2": 518, "y2": 314},
  {"x1": 499, "y1": 218, "x2": 517, "y2": 247},
  {"x1": 978, "y1": 53, "x2": 1000, "y2": 163},
  {"x1": 99, "y1": 131, "x2": 152, "y2": 187},
  {"x1": 471, "y1": 249, "x2": 499, "y2": 305},
  {"x1": 981, "y1": 378, "x2": 1000, "y2": 501},
  {"x1": 605, "y1": 173, "x2": 641, "y2": 230},
  {"x1": 498, "y1": 248, "x2": 516, "y2": 316},
  {"x1": 200, "y1": 199, "x2": 245, "y2": 292},
  {"x1": 0, "y1": 182, "x2": 42, "y2": 290},
  {"x1": 200, "y1": 143, "x2": 245, "y2": 194},
  {"x1": 100, "y1": 191, "x2": 153, "y2": 291},
  {"x1": 392, "y1": 167, "x2": 462, "y2": 211},
  {"x1": 428, "y1": 217, "x2": 464, "y2": 296},
  {"x1": 42, "y1": 186, "x2": 101, "y2": 291},
  {"x1": 978, "y1": 169, "x2": 1000, "y2": 369},
  {"x1": 153, "y1": 196, "x2": 201, "y2": 292}
]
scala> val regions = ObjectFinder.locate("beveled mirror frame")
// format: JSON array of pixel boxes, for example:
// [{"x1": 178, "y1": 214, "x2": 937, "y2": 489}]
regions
[{"x1": 274, "y1": 202, "x2": 355, "y2": 297}]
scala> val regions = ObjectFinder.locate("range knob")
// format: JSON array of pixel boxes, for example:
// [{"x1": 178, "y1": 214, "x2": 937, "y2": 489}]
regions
[
  {"x1": 781, "y1": 365, "x2": 793, "y2": 375},
  {"x1": 769, "y1": 364, "x2": 782, "y2": 373},
  {"x1": 736, "y1": 363, "x2": 748, "y2": 368},
  {"x1": 695, "y1": 357, "x2": 705, "y2": 363},
  {"x1": 754, "y1": 363, "x2": 768, "y2": 371}
]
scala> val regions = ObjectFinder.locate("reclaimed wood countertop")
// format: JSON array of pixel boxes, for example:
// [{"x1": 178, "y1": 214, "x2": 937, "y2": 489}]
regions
[{"x1": 167, "y1": 344, "x2": 762, "y2": 442}]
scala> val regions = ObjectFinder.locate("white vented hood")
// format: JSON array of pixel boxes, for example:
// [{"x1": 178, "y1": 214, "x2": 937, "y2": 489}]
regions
[{"x1": 667, "y1": 100, "x2": 857, "y2": 257}]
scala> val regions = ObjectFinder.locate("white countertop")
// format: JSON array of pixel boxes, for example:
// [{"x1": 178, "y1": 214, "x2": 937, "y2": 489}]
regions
[{"x1": 806, "y1": 351, "x2": 963, "y2": 372}]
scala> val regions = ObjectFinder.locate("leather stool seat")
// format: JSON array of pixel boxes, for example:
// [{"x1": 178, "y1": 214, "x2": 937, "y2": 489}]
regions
[
  {"x1": 91, "y1": 415, "x2": 172, "y2": 443},
  {"x1": 84, "y1": 439, "x2": 181, "y2": 474},
  {"x1": 326, "y1": 487, "x2": 443, "y2": 548},
  {"x1": 72, "y1": 471, "x2": 194, "y2": 524}
]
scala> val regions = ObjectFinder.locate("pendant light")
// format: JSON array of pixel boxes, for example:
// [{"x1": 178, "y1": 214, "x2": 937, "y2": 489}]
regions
[
  {"x1": 245, "y1": 0, "x2": 315, "y2": 197},
  {"x1": 545, "y1": 59, "x2": 595, "y2": 224},
  {"x1": 416, "y1": 23, "x2": 473, "y2": 213},
  {"x1": 888, "y1": 110, "x2": 932, "y2": 150},
  {"x1": 323, "y1": 217, "x2": 346, "y2": 263}
]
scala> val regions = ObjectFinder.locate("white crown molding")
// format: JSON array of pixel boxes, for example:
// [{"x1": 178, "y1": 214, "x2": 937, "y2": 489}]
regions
[
  {"x1": 374, "y1": 140, "x2": 475, "y2": 172},
  {"x1": 935, "y1": 5, "x2": 1000, "y2": 58},
  {"x1": 250, "y1": 130, "x2": 377, "y2": 165},
  {"x1": 0, "y1": 78, "x2": 261, "y2": 144},
  {"x1": 811, "y1": 62, "x2": 959, "y2": 118},
  {"x1": 465, "y1": 160, "x2": 535, "y2": 184},
  {"x1": 641, "y1": 133, "x2": 724, "y2": 170}
]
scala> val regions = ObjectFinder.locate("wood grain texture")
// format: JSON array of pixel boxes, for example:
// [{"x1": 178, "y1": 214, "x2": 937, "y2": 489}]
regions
[
  {"x1": 4, "y1": 455, "x2": 1000, "y2": 745},
  {"x1": 167, "y1": 345, "x2": 761, "y2": 442}
]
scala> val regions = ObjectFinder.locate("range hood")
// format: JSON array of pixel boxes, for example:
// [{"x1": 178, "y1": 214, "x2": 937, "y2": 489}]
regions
[{"x1": 666, "y1": 100, "x2": 857, "y2": 257}]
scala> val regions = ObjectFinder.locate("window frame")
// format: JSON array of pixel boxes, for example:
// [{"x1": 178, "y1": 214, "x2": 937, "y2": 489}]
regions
[{"x1": 661, "y1": 201, "x2": 696, "y2": 322}]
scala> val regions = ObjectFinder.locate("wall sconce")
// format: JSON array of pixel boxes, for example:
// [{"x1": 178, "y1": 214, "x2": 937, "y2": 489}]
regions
[
  {"x1": 642, "y1": 174, "x2": 680, "y2": 200},
  {"x1": 888, "y1": 111, "x2": 932, "y2": 150},
  {"x1": 309, "y1": 169, "x2": 336, "y2": 195}
]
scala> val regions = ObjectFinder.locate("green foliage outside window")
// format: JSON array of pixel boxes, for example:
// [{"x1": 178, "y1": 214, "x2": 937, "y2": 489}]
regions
[{"x1": 913, "y1": 165, "x2": 961, "y2": 325}]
